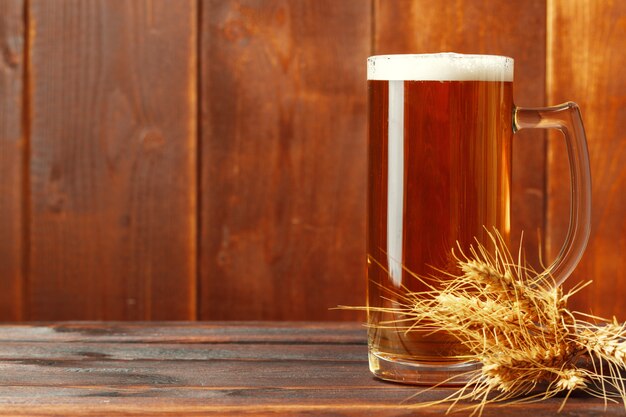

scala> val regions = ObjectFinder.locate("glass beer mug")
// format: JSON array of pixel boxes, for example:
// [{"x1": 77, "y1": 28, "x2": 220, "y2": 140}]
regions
[{"x1": 366, "y1": 54, "x2": 591, "y2": 385}]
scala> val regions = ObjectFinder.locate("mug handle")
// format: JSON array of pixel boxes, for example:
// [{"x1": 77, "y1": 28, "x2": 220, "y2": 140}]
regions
[{"x1": 514, "y1": 102, "x2": 592, "y2": 285}]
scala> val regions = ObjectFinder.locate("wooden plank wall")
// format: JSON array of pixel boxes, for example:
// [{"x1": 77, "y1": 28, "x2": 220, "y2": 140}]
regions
[
  {"x1": 547, "y1": 0, "x2": 626, "y2": 318},
  {"x1": 0, "y1": 0, "x2": 24, "y2": 321},
  {"x1": 199, "y1": 0, "x2": 370, "y2": 320},
  {"x1": 26, "y1": 0, "x2": 197, "y2": 320},
  {"x1": 0, "y1": 0, "x2": 624, "y2": 320}
]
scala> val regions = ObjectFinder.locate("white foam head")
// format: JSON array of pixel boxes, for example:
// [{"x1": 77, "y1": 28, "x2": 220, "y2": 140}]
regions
[{"x1": 367, "y1": 53, "x2": 513, "y2": 81}]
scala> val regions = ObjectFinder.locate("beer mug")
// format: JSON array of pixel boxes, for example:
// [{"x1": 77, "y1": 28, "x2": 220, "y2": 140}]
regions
[{"x1": 366, "y1": 53, "x2": 591, "y2": 385}]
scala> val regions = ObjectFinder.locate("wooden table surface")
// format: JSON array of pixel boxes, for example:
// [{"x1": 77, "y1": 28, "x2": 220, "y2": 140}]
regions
[{"x1": 0, "y1": 322, "x2": 621, "y2": 416}]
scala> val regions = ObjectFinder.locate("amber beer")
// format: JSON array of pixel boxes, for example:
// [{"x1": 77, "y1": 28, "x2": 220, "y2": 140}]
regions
[{"x1": 367, "y1": 54, "x2": 514, "y2": 384}]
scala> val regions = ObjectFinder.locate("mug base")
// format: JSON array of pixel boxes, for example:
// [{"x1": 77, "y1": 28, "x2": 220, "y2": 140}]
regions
[{"x1": 369, "y1": 351, "x2": 480, "y2": 386}]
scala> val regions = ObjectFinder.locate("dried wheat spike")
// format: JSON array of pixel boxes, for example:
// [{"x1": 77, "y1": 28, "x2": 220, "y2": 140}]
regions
[{"x1": 361, "y1": 229, "x2": 626, "y2": 416}]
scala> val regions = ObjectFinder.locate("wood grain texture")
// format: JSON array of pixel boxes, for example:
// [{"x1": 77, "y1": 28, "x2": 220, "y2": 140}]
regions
[
  {"x1": 0, "y1": 321, "x2": 366, "y2": 343},
  {"x1": 0, "y1": 322, "x2": 621, "y2": 416},
  {"x1": 547, "y1": 0, "x2": 626, "y2": 317},
  {"x1": 0, "y1": 359, "x2": 374, "y2": 388},
  {"x1": 0, "y1": 342, "x2": 367, "y2": 361},
  {"x1": 199, "y1": 0, "x2": 370, "y2": 320},
  {"x1": 0, "y1": 393, "x2": 616, "y2": 417},
  {"x1": 0, "y1": 0, "x2": 24, "y2": 321},
  {"x1": 26, "y1": 1, "x2": 197, "y2": 320},
  {"x1": 374, "y1": 0, "x2": 547, "y2": 269}
]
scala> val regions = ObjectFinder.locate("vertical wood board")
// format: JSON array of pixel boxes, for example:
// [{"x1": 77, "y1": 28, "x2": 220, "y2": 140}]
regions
[
  {"x1": 547, "y1": 0, "x2": 626, "y2": 317},
  {"x1": 199, "y1": 0, "x2": 371, "y2": 320},
  {"x1": 27, "y1": 0, "x2": 197, "y2": 320},
  {"x1": 0, "y1": 0, "x2": 25, "y2": 321}
]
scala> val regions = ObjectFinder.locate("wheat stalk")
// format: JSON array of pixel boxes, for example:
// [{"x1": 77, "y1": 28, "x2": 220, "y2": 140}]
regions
[{"x1": 358, "y1": 229, "x2": 626, "y2": 416}]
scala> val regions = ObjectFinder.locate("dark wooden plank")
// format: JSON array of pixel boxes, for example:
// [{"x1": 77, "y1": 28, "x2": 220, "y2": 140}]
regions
[
  {"x1": 0, "y1": 323, "x2": 620, "y2": 416},
  {"x1": 0, "y1": 0, "x2": 25, "y2": 321},
  {"x1": 374, "y1": 0, "x2": 547, "y2": 269},
  {"x1": 0, "y1": 387, "x2": 439, "y2": 406},
  {"x1": 0, "y1": 405, "x2": 619, "y2": 417},
  {"x1": 0, "y1": 322, "x2": 366, "y2": 344},
  {"x1": 0, "y1": 359, "x2": 377, "y2": 387},
  {"x1": 27, "y1": 0, "x2": 197, "y2": 320},
  {"x1": 547, "y1": 1, "x2": 626, "y2": 317},
  {"x1": 0, "y1": 387, "x2": 619, "y2": 417},
  {"x1": 199, "y1": 0, "x2": 371, "y2": 320},
  {"x1": 0, "y1": 360, "x2": 619, "y2": 415},
  {"x1": 0, "y1": 342, "x2": 367, "y2": 361}
]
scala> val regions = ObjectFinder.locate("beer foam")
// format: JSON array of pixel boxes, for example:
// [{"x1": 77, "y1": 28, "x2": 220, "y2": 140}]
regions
[{"x1": 367, "y1": 53, "x2": 513, "y2": 81}]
